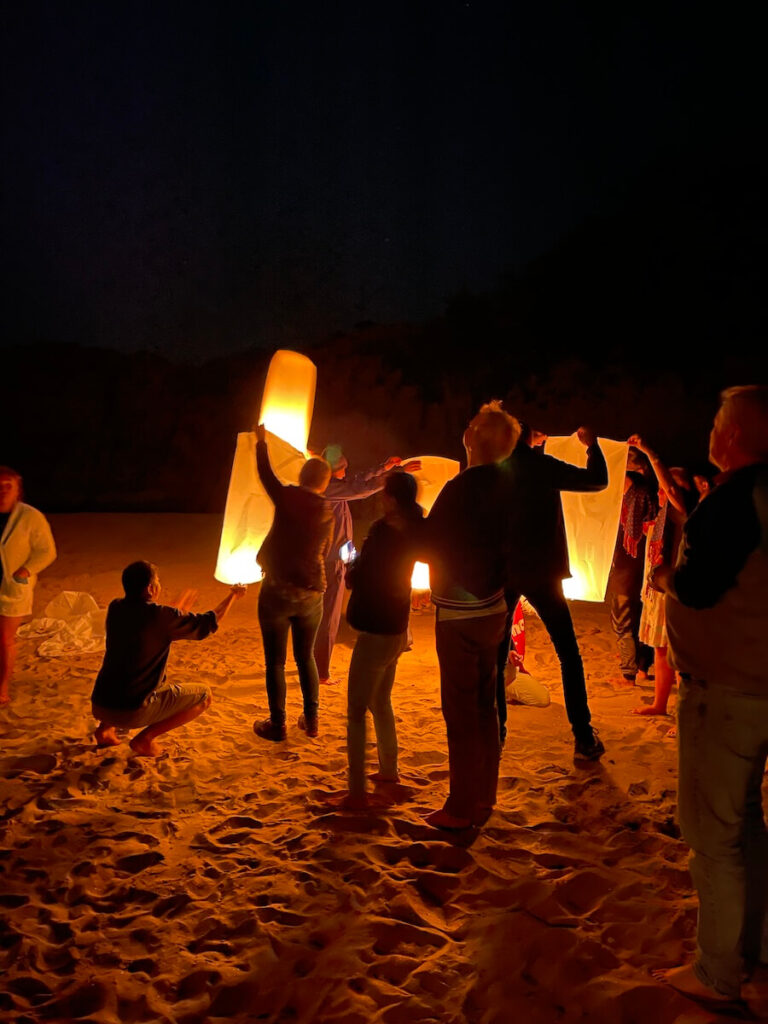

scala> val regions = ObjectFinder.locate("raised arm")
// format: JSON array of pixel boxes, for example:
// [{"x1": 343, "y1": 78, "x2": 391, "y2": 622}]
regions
[
  {"x1": 627, "y1": 434, "x2": 688, "y2": 515},
  {"x1": 543, "y1": 427, "x2": 608, "y2": 492},
  {"x1": 254, "y1": 424, "x2": 283, "y2": 504}
]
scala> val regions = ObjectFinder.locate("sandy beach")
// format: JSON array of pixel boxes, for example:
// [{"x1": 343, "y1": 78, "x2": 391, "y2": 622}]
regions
[{"x1": 1, "y1": 514, "x2": 765, "y2": 1024}]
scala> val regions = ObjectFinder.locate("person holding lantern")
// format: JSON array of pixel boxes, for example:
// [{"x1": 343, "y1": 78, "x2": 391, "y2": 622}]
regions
[
  {"x1": 0, "y1": 466, "x2": 57, "y2": 706},
  {"x1": 254, "y1": 425, "x2": 333, "y2": 741},
  {"x1": 498, "y1": 422, "x2": 609, "y2": 759}
]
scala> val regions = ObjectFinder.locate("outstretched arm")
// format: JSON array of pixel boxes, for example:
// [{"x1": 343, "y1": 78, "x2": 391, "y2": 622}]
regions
[
  {"x1": 213, "y1": 584, "x2": 247, "y2": 622},
  {"x1": 544, "y1": 427, "x2": 608, "y2": 492},
  {"x1": 254, "y1": 424, "x2": 283, "y2": 503}
]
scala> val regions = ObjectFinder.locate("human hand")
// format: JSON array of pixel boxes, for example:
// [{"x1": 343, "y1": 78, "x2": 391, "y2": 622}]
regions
[
  {"x1": 530, "y1": 428, "x2": 548, "y2": 448},
  {"x1": 648, "y1": 564, "x2": 673, "y2": 593},
  {"x1": 255, "y1": 423, "x2": 266, "y2": 443},
  {"x1": 576, "y1": 427, "x2": 596, "y2": 448},
  {"x1": 230, "y1": 584, "x2": 247, "y2": 599},
  {"x1": 383, "y1": 456, "x2": 402, "y2": 471},
  {"x1": 400, "y1": 459, "x2": 422, "y2": 473}
]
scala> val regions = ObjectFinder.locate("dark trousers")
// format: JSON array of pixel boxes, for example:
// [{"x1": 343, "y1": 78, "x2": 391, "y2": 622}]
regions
[
  {"x1": 609, "y1": 590, "x2": 653, "y2": 678},
  {"x1": 258, "y1": 581, "x2": 323, "y2": 726},
  {"x1": 436, "y1": 611, "x2": 506, "y2": 820},
  {"x1": 497, "y1": 581, "x2": 592, "y2": 741},
  {"x1": 314, "y1": 560, "x2": 345, "y2": 679}
]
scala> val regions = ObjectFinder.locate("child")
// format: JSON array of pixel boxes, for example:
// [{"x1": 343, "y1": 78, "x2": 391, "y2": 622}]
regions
[{"x1": 91, "y1": 560, "x2": 245, "y2": 756}]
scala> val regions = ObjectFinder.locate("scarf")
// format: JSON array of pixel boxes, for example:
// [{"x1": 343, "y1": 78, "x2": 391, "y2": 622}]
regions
[{"x1": 621, "y1": 477, "x2": 656, "y2": 558}]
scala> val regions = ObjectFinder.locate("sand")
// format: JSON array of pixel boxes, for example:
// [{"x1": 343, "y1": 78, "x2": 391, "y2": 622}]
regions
[{"x1": 1, "y1": 514, "x2": 765, "y2": 1024}]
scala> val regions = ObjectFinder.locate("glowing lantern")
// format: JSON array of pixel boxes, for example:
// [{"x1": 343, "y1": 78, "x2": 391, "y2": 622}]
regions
[
  {"x1": 543, "y1": 435, "x2": 629, "y2": 602},
  {"x1": 406, "y1": 455, "x2": 461, "y2": 590},
  {"x1": 259, "y1": 349, "x2": 316, "y2": 455},
  {"x1": 214, "y1": 350, "x2": 316, "y2": 584}
]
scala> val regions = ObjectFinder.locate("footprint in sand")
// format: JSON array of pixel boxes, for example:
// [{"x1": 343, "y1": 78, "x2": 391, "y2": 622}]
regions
[
  {"x1": 115, "y1": 851, "x2": 165, "y2": 874},
  {"x1": 2, "y1": 753, "x2": 58, "y2": 775}
]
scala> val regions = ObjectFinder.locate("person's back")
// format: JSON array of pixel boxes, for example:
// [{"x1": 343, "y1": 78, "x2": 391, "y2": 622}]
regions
[
  {"x1": 346, "y1": 512, "x2": 424, "y2": 635},
  {"x1": 90, "y1": 560, "x2": 244, "y2": 756},
  {"x1": 92, "y1": 598, "x2": 217, "y2": 711},
  {"x1": 427, "y1": 462, "x2": 510, "y2": 610}
]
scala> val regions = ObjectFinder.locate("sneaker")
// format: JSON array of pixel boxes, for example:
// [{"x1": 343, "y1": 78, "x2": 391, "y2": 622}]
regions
[
  {"x1": 297, "y1": 713, "x2": 318, "y2": 738},
  {"x1": 253, "y1": 718, "x2": 286, "y2": 742},
  {"x1": 574, "y1": 728, "x2": 605, "y2": 761}
]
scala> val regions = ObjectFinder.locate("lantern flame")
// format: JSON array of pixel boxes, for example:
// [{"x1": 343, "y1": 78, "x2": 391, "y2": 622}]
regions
[
  {"x1": 404, "y1": 456, "x2": 461, "y2": 591},
  {"x1": 411, "y1": 561, "x2": 431, "y2": 591}
]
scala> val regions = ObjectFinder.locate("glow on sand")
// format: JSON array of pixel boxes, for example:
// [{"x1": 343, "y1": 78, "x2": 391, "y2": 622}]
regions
[
  {"x1": 407, "y1": 456, "x2": 461, "y2": 590},
  {"x1": 215, "y1": 351, "x2": 316, "y2": 585},
  {"x1": 544, "y1": 434, "x2": 629, "y2": 602}
]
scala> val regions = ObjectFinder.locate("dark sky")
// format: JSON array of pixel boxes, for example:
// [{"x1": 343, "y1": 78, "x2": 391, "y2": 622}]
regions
[{"x1": 1, "y1": 2, "x2": 762, "y2": 361}]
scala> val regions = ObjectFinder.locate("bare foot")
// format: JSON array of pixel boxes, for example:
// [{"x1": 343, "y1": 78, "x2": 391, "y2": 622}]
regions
[
  {"x1": 632, "y1": 705, "x2": 669, "y2": 716},
  {"x1": 425, "y1": 808, "x2": 473, "y2": 830},
  {"x1": 318, "y1": 677, "x2": 339, "y2": 686},
  {"x1": 610, "y1": 675, "x2": 636, "y2": 688},
  {"x1": 636, "y1": 670, "x2": 650, "y2": 683},
  {"x1": 129, "y1": 736, "x2": 162, "y2": 757},
  {"x1": 370, "y1": 771, "x2": 400, "y2": 784},
  {"x1": 94, "y1": 725, "x2": 120, "y2": 747},
  {"x1": 652, "y1": 964, "x2": 735, "y2": 1002}
]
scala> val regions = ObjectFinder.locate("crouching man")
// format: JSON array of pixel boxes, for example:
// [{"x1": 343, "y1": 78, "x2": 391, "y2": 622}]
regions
[{"x1": 91, "y1": 560, "x2": 245, "y2": 756}]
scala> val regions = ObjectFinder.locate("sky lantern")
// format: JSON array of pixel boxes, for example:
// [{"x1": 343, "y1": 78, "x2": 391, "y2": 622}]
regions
[
  {"x1": 543, "y1": 434, "x2": 628, "y2": 602},
  {"x1": 407, "y1": 456, "x2": 461, "y2": 589},
  {"x1": 214, "y1": 351, "x2": 316, "y2": 585},
  {"x1": 259, "y1": 348, "x2": 316, "y2": 455}
]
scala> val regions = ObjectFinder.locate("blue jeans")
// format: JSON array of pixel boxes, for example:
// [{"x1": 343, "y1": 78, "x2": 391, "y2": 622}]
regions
[
  {"x1": 258, "y1": 580, "x2": 323, "y2": 726},
  {"x1": 677, "y1": 678, "x2": 768, "y2": 997},
  {"x1": 347, "y1": 631, "x2": 407, "y2": 797}
]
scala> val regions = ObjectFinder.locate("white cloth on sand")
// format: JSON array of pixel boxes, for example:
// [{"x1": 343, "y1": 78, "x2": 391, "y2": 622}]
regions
[{"x1": 18, "y1": 592, "x2": 106, "y2": 656}]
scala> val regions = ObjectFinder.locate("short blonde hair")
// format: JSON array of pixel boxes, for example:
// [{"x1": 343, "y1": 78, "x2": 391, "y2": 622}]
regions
[
  {"x1": 465, "y1": 400, "x2": 521, "y2": 464},
  {"x1": 299, "y1": 456, "x2": 332, "y2": 493},
  {"x1": 720, "y1": 386, "x2": 768, "y2": 461}
]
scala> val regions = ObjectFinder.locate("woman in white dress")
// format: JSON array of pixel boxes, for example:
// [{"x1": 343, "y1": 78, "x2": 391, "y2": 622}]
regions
[{"x1": 0, "y1": 467, "x2": 57, "y2": 705}]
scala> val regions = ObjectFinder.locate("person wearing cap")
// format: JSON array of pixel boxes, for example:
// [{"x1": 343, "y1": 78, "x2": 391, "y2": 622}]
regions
[
  {"x1": 316, "y1": 444, "x2": 420, "y2": 686},
  {"x1": 0, "y1": 466, "x2": 56, "y2": 706}
]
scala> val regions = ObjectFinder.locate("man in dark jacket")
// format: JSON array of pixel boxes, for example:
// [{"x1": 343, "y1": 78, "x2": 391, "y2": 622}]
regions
[
  {"x1": 424, "y1": 401, "x2": 520, "y2": 830},
  {"x1": 500, "y1": 425, "x2": 608, "y2": 760}
]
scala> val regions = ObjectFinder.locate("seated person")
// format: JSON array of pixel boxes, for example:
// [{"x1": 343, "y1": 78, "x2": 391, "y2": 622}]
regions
[{"x1": 91, "y1": 561, "x2": 245, "y2": 756}]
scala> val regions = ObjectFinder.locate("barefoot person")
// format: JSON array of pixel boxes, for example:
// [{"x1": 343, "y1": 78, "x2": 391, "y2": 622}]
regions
[
  {"x1": 626, "y1": 435, "x2": 696, "y2": 720},
  {"x1": 652, "y1": 386, "x2": 768, "y2": 1003},
  {"x1": 340, "y1": 471, "x2": 425, "y2": 809},
  {"x1": 424, "y1": 401, "x2": 520, "y2": 830},
  {"x1": 91, "y1": 561, "x2": 245, "y2": 756},
  {"x1": 0, "y1": 467, "x2": 56, "y2": 706},
  {"x1": 253, "y1": 425, "x2": 332, "y2": 741}
]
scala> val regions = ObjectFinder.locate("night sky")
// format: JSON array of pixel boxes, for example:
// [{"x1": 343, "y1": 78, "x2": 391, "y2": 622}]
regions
[{"x1": 1, "y1": 2, "x2": 763, "y2": 362}]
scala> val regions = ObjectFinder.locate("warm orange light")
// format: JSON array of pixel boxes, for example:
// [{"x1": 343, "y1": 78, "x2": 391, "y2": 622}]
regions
[
  {"x1": 259, "y1": 349, "x2": 316, "y2": 454},
  {"x1": 406, "y1": 455, "x2": 461, "y2": 590},
  {"x1": 544, "y1": 435, "x2": 629, "y2": 601},
  {"x1": 215, "y1": 351, "x2": 316, "y2": 584}
]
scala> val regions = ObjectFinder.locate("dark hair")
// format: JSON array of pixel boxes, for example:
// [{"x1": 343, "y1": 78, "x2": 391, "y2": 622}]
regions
[
  {"x1": 384, "y1": 471, "x2": 423, "y2": 519},
  {"x1": 122, "y1": 560, "x2": 158, "y2": 598},
  {"x1": 0, "y1": 465, "x2": 22, "y2": 493}
]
